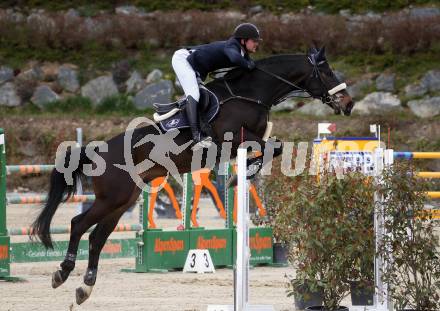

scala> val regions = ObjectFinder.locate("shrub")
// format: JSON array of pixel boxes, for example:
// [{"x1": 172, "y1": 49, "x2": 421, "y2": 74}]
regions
[
  {"x1": 0, "y1": 9, "x2": 438, "y2": 61},
  {"x1": 376, "y1": 162, "x2": 440, "y2": 311},
  {"x1": 286, "y1": 171, "x2": 375, "y2": 310},
  {"x1": 0, "y1": 1, "x2": 436, "y2": 14},
  {"x1": 254, "y1": 157, "x2": 302, "y2": 244}
]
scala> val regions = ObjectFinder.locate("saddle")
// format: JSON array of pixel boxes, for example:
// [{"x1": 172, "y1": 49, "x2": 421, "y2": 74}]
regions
[{"x1": 153, "y1": 85, "x2": 220, "y2": 132}]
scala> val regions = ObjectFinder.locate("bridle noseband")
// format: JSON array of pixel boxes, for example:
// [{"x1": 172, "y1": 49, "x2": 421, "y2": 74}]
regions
[{"x1": 307, "y1": 53, "x2": 347, "y2": 113}]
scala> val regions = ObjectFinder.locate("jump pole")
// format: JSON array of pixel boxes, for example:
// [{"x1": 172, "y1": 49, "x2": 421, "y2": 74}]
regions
[
  {"x1": 208, "y1": 147, "x2": 273, "y2": 311},
  {"x1": 0, "y1": 129, "x2": 22, "y2": 281},
  {"x1": 370, "y1": 147, "x2": 390, "y2": 311},
  {"x1": 235, "y1": 147, "x2": 249, "y2": 311},
  {"x1": 371, "y1": 147, "x2": 440, "y2": 311},
  {"x1": 0, "y1": 128, "x2": 12, "y2": 280}
]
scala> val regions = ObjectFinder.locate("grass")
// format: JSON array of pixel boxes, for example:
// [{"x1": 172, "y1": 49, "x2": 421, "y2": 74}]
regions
[{"x1": 95, "y1": 94, "x2": 139, "y2": 115}]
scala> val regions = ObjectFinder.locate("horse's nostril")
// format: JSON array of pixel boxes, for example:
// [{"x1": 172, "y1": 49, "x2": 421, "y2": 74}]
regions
[{"x1": 343, "y1": 101, "x2": 354, "y2": 116}]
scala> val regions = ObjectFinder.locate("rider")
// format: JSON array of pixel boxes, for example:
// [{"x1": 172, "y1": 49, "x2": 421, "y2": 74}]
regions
[{"x1": 172, "y1": 23, "x2": 261, "y2": 149}]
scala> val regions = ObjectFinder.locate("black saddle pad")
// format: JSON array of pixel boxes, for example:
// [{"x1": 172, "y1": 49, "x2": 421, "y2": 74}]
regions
[{"x1": 158, "y1": 86, "x2": 220, "y2": 132}]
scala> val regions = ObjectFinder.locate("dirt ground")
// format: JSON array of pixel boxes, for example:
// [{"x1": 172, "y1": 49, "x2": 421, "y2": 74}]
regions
[
  {"x1": 4, "y1": 191, "x2": 437, "y2": 311},
  {"x1": 2, "y1": 197, "x2": 311, "y2": 311},
  {"x1": 4, "y1": 260, "x2": 295, "y2": 311}
]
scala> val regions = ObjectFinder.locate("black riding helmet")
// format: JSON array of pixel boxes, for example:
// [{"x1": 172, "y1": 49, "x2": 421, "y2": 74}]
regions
[{"x1": 233, "y1": 23, "x2": 262, "y2": 41}]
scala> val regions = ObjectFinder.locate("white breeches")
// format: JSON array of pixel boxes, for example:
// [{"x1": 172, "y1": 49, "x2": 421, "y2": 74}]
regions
[{"x1": 172, "y1": 49, "x2": 200, "y2": 102}]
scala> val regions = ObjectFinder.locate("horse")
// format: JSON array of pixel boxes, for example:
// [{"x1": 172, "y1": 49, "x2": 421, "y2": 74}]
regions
[{"x1": 31, "y1": 47, "x2": 353, "y2": 305}]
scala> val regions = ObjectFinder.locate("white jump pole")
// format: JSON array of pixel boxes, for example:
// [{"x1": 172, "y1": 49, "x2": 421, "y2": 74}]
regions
[
  {"x1": 235, "y1": 148, "x2": 274, "y2": 311},
  {"x1": 208, "y1": 148, "x2": 273, "y2": 311},
  {"x1": 236, "y1": 147, "x2": 250, "y2": 311},
  {"x1": 367, "y1": 147, "x2": 391, "y2": 311}
]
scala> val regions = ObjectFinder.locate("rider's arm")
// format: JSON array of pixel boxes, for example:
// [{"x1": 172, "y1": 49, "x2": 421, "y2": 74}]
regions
[{"x1": 224, "y1": 40, "x2": 255, "y2": 70}]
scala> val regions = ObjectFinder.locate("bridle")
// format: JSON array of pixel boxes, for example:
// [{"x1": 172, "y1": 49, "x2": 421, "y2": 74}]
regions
[
  {"x1": 306, "y1": 53, "x2": 347, "y2": 114},
  {"x1": 216, "y1": 54, "x2": 347, "y2": 113}
]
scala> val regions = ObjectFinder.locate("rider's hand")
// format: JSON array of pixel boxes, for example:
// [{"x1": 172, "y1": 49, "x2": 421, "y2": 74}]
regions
[{"x1": 247, "y1": 60, "x2": 256, "y2": 70}]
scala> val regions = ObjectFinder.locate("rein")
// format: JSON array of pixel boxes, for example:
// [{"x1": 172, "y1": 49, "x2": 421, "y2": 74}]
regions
[
  {"x1": 217, "y1": 66, "x2": 309, "y2": 110},
  {"x1": 221, "y1": 79, "x2": 267, "y2": 109},
  {"x1": 212, "y1": 55, "x2": 346, "y2": 111}
]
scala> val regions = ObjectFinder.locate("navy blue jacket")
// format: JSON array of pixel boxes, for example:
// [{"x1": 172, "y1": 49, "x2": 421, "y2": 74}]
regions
[{"x1": 186, "y1": 37, "x2": 254, "y2": 81}]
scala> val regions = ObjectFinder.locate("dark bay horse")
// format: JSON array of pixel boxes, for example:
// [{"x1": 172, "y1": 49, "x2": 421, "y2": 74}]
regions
[{"x1": 31, "y1": 47, "x2": 353, "y2": 304}]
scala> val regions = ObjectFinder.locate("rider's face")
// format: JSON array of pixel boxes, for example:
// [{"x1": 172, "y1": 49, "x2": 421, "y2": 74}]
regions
[{"x1": 242, "y1": 39, "x2": 259, "y2": 53}]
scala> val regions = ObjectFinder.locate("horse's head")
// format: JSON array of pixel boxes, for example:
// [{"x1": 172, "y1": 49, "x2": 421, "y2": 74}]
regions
[{"x1": 303, "y1": 47, "x2": 354, "y2": 116}]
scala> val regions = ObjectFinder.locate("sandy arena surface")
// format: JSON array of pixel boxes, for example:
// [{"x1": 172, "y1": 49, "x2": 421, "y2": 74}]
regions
[
  {"x1": 2, "y1": 197, "x2": 304, "y2": 311},
  {"x1": 4, "y1": 193, "x2": 438, "y2": 310}
]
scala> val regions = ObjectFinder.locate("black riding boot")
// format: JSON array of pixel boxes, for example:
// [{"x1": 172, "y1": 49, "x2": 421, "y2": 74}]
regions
[{"x1": 185, "y1": 95, "x2": 212, "y2": 149}]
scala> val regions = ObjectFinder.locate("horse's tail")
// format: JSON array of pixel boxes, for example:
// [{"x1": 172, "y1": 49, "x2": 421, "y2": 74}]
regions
[{"x1": 31, "y1": 146, "x2": 90, "y2": 249}]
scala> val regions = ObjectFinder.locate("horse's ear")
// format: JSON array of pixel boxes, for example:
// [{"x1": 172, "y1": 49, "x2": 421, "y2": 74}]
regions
[{"x1": 316, "y1": 46, "x2": 326, "y2": 61}]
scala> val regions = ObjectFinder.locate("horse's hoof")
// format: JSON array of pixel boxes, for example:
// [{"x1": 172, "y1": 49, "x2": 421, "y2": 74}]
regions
[
  {"x1": 52, "y1": 270, "x2": 65, "y2": 289},
  {"x1": 76, "y1": 285, "x2": 93, "y2": 305}
]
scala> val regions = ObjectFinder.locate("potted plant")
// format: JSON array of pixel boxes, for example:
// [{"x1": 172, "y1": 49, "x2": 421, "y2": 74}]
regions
[
  {"x1": 287, "y1": 275, "x2": 325, "y2": 310},
  {"x1": 286, "y1": 171, "x2": 376, "y2": 311},
  {"x1": 348, "y1": 205, "x2": 375, "y2": 306},
  {"x1": 349, "y1": 258, "x2": 375, "y2": 306},
  {"x1": 376, "y1": 162, "x2": 440, "y2": 311}
]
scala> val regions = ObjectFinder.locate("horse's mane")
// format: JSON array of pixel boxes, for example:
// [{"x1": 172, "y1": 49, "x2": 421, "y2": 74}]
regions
[
  {"x1": 207, "y1": 53, "x2": 306, "y2": 86},
  {"x1": 255, "y1": 53, "x2": 305, "y2": 66}
]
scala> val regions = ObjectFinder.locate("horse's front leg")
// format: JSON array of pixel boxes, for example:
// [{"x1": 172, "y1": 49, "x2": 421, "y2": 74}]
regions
[
  {"x1": 226, "y1": 129, "x2": 283, "y2": 187},
  {"x1": 247, "y1": 137, "x2": 283, "y2": 176}
]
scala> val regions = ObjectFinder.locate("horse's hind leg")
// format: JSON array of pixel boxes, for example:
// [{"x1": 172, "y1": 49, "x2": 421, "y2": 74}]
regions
[
  {"x1": 53, "y1": 197, "x2": 119, "y2": 291},
  {"x1": 75, "y1": 210, "x2": 126, "y2": 305},
  {"x1": 76, "y1": 191, "x2": 141, "y2": 305},
  {"x1": 52, "y1": 209, "x2": 92, "y2": 289}
]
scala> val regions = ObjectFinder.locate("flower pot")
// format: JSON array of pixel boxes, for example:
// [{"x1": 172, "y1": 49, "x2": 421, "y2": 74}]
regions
[
  {"x1": 272, "y1": 242, "x2": 288, "y2": 264},
  {"x1": 306, "y1": 306, "x2": 349, "y2": 311},
  {"x1": 349, "y1": 280, "x2": 374, "y2": 306},
  {"x1": 293, "y1": 283, "x2": 324, "y2": 310}
]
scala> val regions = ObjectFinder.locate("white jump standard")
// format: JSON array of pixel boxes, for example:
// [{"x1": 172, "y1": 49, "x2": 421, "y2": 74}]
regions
[{"x1": 207, "y1": 148, "x2": 274, "y2": 311}]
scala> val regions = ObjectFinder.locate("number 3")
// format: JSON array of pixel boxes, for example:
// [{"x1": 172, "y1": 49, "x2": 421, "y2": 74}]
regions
[
  {"x1": 190, "y1": 253, "x2": 196, "y2": 268},
  {"x1": 204, "y1": 253, "x2": 209, "y2": 267}
]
